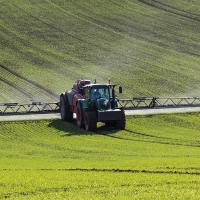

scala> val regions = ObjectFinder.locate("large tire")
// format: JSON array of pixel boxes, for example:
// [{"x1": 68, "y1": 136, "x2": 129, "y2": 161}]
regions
[
  {"x1": 76, "y1": 103, "x2": 84, "y2": 128},
  {"x1": 60, "y1": 95, "x2": 73, "y2": 121},
  {"x1": 114, "y1": 109, "x2": 126, "y2": 130},
  {"x1": 84, "y1": 111, "x2": 97, "y2": 131}
]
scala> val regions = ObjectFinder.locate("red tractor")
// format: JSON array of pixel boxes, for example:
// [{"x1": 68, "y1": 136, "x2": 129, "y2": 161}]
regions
[{"x1": 60, "y1": 79, "x2": 125, "y2": 131}]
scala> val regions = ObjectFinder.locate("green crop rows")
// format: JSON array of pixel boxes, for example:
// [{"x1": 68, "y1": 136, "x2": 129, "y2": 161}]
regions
[
  {"x1": 1, "y1": 0, "x2": 200, "y2": 199},
  {"x1": 1, "y1": 0, "x2": 200, "y2": 103},
  {"x1": 0, "y1": 114, "x2": 200, "y2": 199}
]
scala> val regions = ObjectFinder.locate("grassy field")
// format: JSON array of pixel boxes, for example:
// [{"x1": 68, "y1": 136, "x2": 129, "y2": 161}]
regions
[
  {"x1": 1, "y1": 0, "x2": 200, "y2": 199},
  {"x1": 0, "y1": 114, "x2": 200, "y2": 199},
  {"x1": 1, "y1": 0, "x2": 200, "y2": 103}
]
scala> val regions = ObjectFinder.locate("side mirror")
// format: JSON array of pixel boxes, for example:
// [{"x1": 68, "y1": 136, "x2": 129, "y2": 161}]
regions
[{"x1": 119, "y1": 85, "x2": 122, "y2": 93}]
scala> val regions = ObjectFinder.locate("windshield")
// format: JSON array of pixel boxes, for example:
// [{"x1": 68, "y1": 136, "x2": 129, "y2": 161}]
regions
[{"x1": 91, "y1": 86, "x2": 110, "y2": 100}]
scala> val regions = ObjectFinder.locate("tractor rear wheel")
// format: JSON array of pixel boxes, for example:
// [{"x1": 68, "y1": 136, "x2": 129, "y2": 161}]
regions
[
  {"x1": 76, "y1": 103, "x2": 84, "y2": 128},
  {"x1": 114, "y1": 109, "x2": 126, "y2": 130},
  {"x1": 60, "y1": 95, "x2": 73, "y2": 121},
  {"x1": 84, "y1": 111, "x2": 97, "y2": 131}
]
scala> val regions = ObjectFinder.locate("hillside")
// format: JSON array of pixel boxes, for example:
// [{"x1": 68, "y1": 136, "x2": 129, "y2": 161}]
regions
[{"x1": 1, "y1": 0, "x2": 200, "y2": 103}]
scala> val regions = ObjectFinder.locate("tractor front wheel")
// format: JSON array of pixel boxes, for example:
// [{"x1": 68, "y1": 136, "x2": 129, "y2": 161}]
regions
[
  {"x1": 114, "y1": 109, "x2": 126, "y2": 130},
  {"x1": 84, "y1": 111, "x2": 97, "y2": 131}
]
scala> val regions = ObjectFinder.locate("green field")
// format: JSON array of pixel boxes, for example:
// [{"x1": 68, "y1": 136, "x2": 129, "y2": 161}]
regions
[
  {"x1": 1, "y1": 0, "x2": 200, "y2": 199},
  {"x1": 0, "y1": 114, "x2": 200, "y2": 199},
  {"x1": 1, "y1": 0, "x2": 200, "y2": 103}
]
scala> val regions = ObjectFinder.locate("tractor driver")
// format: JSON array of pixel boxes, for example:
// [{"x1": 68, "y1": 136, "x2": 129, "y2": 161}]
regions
[{"x1": 92, "y1": 89, "x2": 101, "y2": 99}]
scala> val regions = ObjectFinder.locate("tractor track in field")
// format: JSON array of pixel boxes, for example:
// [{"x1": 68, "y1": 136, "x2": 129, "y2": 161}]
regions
[
  {"x1": 95, "y1": 128, "x2": 200, "y2": 148},
  {"x1": 9, "y1": 0, "x2": 170, "y2": 59},
  {"x1": 1, "y1": 168, "x2": 200, "y2": 176},
  {"x1": 57, "y1": 168, "x2": 200, "y2": 176},
  {"x1": 0, "y1": 77, "x2": 33, "y2": 99},
  {"x1": 10, "y1": 2, "x2": 107, "y2": 52},
  {"x1": 139, "y1": 0, "x2": 200, "y2": 22},
  {"x1": 0, "y1": 64, "x2": 58, "y2": 99},
  {"x1": 153, "y1": 0, "x2": 200, "y2": 18}
]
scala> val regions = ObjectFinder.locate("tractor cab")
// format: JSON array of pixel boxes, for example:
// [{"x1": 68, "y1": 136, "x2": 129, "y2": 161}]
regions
[
  {"x1": 84, "y1": 85, "x2": 110, "y2": 99},
  {"x1": 84, "y1": 84, "x2": 111, "y2": 110},
  {"x1": 84, "y1": 84, "x2": 122, "y2": 110}
]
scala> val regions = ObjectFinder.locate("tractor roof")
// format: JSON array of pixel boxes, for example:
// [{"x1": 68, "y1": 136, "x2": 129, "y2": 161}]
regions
[{"x1": 83, "y1": 84, "x2": 117, "y2": 88}]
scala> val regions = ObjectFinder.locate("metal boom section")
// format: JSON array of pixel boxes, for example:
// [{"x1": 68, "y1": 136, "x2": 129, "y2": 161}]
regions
[
  {"x1": 1, "y1": 97, "x2": 200, "y2": 115},
  {"x1": 117, "y1": 97, "x2": 200, "y2": 108},
  {"x1": 0, "y1": 102, "x2": 60, "y2": 114}
]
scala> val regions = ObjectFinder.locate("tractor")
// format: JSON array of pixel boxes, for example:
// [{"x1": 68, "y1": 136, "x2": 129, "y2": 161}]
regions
[{"x1": 60, "y1": 79, "x2": 125, "y2": 131}]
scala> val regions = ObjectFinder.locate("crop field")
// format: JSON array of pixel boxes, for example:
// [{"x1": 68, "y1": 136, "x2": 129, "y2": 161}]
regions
[
  {"x1": 1, "y1": 0, "x2": 200, "y2": 103},
  {"x1": 1, "y1": 0, "x2": 200, "y2": 199},
  {"x1": 0, "y1": 113, "x2": 200, "y2": 199}
]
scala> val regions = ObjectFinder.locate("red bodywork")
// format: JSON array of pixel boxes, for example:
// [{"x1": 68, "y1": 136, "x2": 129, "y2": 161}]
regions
[
  {"x1": 69, "y1": 79, "x2": 90, "y2": 113},
  {"x1": 70, "y1": 93, "x2": 84, "y2": 113}
]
